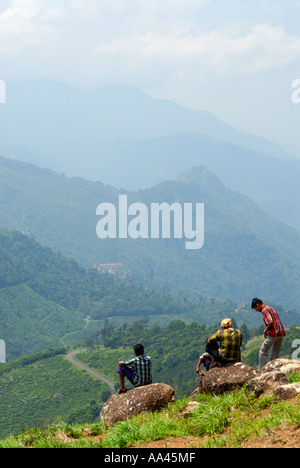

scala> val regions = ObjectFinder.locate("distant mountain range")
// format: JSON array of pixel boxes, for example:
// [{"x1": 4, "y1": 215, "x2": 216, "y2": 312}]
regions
[
  {"x1": 1, "y1": 80, "x2": 299, "y2": 230},
  {"x1": 1, "y1": 156, "x2": 299, "y2": 310}
]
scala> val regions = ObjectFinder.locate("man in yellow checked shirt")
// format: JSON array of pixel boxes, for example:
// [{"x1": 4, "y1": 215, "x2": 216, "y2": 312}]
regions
[{"x1": 206, "y1": 318, "x2": 243, "y2": 368}]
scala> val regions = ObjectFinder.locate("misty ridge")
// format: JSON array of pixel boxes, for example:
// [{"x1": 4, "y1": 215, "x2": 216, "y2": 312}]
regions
[
  {"x1": 1, "y1": 156, "x2": 300, "y2": 311},
  {"x1": 0, "y1": 79, "x2": 300, "y2": 310}
]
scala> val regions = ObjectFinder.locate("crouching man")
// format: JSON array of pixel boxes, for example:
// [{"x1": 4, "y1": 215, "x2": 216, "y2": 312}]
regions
[{"x1": 117, "y1": 343, "x2": 152, "y2": 394}]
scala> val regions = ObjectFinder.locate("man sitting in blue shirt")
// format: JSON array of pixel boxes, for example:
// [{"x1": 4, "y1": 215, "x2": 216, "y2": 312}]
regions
[{"x1": 117, "y1": 343, "x2": 152, "y2": 394}]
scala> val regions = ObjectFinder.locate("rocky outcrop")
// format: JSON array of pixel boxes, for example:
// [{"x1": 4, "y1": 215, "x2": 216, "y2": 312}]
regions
[
  {"x1": 273, "y1": 382, "x2": 300, "y2": 400},
  {"x1": 100, "y1": 383, "x2": 175, "y2": 426},
  {"x1": 202, "y1": 362, "x2": 257, "y2": 394},
  {"x1": 246, "y1": 370, "x2": 288, "y2": 396},
  {"x1": 258, "y1": 358, "x2": 300, "y2": 376},
  {"x1": 246, "y1": 359, "x2": 300, "y2": 398},
  {"x1": 195, "y1": 359, "x2": 300, "y2": 400}
]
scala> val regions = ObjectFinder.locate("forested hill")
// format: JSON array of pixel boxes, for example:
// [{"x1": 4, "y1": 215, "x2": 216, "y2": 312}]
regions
[
  {"x1": 1, "y1": 156, "x2": 300, "y2": 308},
  {"x1": 0, "y1": 229, "x2": 238, "y2": 360}
]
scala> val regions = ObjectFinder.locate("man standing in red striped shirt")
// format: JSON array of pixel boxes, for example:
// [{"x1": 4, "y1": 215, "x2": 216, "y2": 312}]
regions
[{"x1": 251, "y1": 298, "x2": 286, "y2": 370}]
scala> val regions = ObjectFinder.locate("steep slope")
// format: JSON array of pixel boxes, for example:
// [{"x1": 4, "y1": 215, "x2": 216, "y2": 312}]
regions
[{"x1": 0, "y1": 157, "x2": 299, "y2": 308}]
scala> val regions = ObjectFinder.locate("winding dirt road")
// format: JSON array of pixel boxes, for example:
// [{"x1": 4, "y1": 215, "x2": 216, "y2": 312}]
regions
[{"x1": 65, "y1": 349, "x2": 115, "y2": 393}]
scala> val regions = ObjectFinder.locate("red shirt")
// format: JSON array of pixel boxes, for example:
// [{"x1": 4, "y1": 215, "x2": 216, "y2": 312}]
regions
[{"x1": 262, "y1": 304, "x2": 286, "y2": 337}]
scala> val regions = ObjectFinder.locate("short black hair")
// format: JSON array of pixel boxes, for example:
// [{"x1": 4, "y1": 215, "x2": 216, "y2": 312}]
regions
[
  {"x1": 251, "y1": 298, "x2": 263, "y2": 309},
  {"x1": 134, "y1": 344, "x2": 144, "y2": 356}
]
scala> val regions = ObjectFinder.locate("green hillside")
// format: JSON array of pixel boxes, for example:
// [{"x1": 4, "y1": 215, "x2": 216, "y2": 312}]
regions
[
  {"x1": 1, "y1": 156, "x2": 300, "y2": 309},
  {"x1": 0, "y1": 284, "x2": 82, "y2": 357},
  {"x1": 0, "y1": 228, "x2": 240, "y2": 361},
  {"x1": 0, "y1": 349, "x2": 110, "y2": 439}
]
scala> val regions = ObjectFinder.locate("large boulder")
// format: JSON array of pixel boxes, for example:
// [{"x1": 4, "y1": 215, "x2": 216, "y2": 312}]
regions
[
  {"x1": 100, "y1": 383, "x2": 175, "y2": 426},
  {"x1": 203, "y1": 362, "x2": 257, "y2": 394}
]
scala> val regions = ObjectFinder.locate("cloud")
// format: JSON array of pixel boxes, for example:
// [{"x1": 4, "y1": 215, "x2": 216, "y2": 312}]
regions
[
  {"x1": 1, "y1": 0, "x2": 299, "y2": 76},
  {"x1": 92, "y1": 23, "x2": 300, "y2": 77},
  {"x1": 1, "y1": 1, "x2": 299, "y2": 88},
  {"x1": 0, "y1": 0, "x2": 299, "y2": 154},
  {"x1": 0, "y1": 0, "x2": 65, "y2": 54}
]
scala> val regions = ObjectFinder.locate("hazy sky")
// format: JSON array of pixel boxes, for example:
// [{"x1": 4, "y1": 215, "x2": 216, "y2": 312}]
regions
[{"x1": 1, "y1": 0, "x2": 300, "y2": 154}]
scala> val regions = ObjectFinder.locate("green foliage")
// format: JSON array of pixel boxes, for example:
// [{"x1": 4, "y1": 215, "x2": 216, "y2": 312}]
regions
[
  {"x1": 0, "y1": 228, "x2": 243, "y2": 361},
  {"x1": 288, "y1": 373, "x2": 300, "y2": 384},
  {"x1": 0, "y1": 283, "x2": 82, "y2": 359},
  {"x1": 0, "y1": 228, "x2": 184, "y2": 321},
  {"x1": 0, "y1": 421, "x2": 104, "y2": 448},
  {"x1": 0, "y1": 348, "x2": 67, "y2": 376},
  {"x1": 281, "y1": 325, "x2": 300, "y2": 356}
]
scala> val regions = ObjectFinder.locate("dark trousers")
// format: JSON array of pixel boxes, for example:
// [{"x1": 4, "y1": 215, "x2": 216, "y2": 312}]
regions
[
  {"x1": 117, "y1": 364, "x2": 135, "y2": 385},
  {"x1": 205, "y1": 339, "x2": 233, "y2": 366}
]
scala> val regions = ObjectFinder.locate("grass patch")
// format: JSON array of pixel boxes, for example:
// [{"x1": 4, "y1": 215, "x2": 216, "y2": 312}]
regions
[
  {"x1": 101, "y1": 398, "x2": 189, "y2": 448},
  {"x1": 1, "y1": 390, "x2": 299, "y2": 448},
  {"x1": 288, "y1": 372, "x2": 300, "y2": 384}
]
